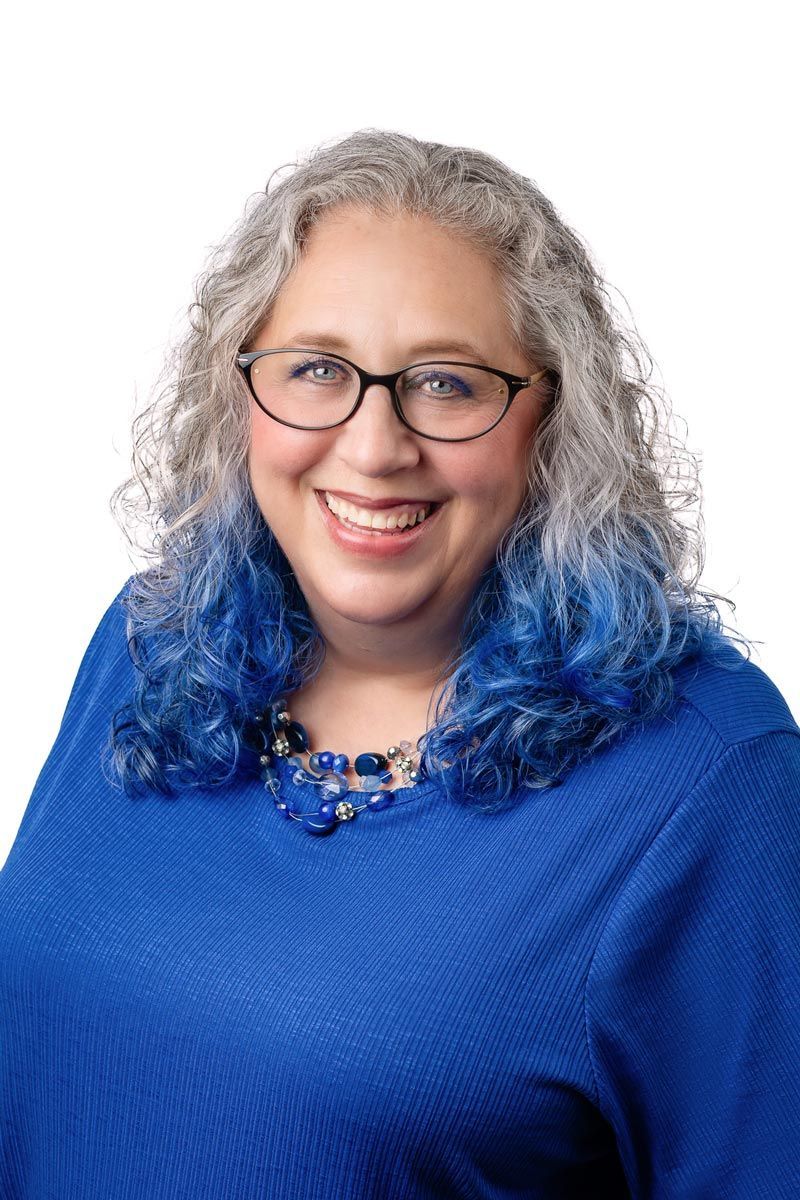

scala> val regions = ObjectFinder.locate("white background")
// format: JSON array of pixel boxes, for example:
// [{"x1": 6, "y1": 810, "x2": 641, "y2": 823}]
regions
[{"x1": 1, "y1": 1, "x2": 797, "y2": 862}]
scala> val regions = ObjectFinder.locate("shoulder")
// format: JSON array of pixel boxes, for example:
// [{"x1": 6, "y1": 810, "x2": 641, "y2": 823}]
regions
[
  {"x1": 58, "y1": 575, "x2": 136, "y2": 729},
  {"x1": 669, "y1": 638, "x2": 799, "y2": 747}
]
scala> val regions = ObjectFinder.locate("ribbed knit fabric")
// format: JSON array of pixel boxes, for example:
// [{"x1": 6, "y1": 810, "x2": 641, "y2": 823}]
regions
[{"x1": 1, "y1": 582, "x2": 799, "y2": 1199}]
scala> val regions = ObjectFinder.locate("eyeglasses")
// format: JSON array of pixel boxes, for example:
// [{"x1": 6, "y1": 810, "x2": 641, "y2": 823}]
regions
[{"x1": 236, "y1": 348, "x2": 549, "y2": 443}]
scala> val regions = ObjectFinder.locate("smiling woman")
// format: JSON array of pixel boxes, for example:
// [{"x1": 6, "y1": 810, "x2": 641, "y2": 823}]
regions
[
  {"x1": 1, "y1": 128, "x2": 798, "y2": 1199},
  {"x1": 241, "y1": 204, "x2": 551, "y2": 763}
]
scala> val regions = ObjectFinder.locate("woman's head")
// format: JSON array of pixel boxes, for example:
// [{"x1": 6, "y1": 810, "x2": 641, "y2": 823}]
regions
[
  {"x1": 110, "y1": 128, "x2": 743, "y2": 806},
  {"x1": 245, "y1": 202, "x2": 548, "y2": 639}
]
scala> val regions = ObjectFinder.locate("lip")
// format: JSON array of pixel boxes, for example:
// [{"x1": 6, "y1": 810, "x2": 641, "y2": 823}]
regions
[
  {"x1": 314, "y1": 490, "x2": 444, "y2": 559},
  {"x1": 319, "y1": 489, "x2": 441, "y2": 511}
]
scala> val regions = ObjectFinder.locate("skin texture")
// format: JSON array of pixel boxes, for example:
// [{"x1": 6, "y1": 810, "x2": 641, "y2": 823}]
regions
[{"x1": 247, "y1": 204, "x2": 546, "y2": 767}]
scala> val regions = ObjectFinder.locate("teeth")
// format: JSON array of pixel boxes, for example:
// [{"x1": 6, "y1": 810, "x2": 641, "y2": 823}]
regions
[{"x1": 323, "y1": 491, "x2": 434, "y2": 532}]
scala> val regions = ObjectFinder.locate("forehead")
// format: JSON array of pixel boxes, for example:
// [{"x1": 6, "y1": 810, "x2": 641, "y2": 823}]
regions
[{"x1": 258, "y1": 206, "x2": 511, "y2": 358}]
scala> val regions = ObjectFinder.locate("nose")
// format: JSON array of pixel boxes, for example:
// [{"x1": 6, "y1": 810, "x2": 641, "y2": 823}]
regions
[{"x1": 333, "y1": 381, "x2": 422, "y2": 475}]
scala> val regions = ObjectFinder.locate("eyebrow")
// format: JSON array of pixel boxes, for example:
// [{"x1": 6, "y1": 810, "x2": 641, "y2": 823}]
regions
[{"x1": 281, "y1": 330, "x2": 490, "y2": 366}]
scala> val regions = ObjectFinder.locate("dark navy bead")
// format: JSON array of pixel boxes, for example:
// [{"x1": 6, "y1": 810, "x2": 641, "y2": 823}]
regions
[
  {"x1": 380, "y1": 769, "x2": 393, "y2": 785},
  {"x1": 354, "y1": 752, "x2": 389, "y2": 777},
  {"x1": 269, "y1": 698, "x2": 288, "y2": 714},
  {"x1": 317, "y1": 750, "x2": 335, "y2": 770},
  {"x1": 332, "y1": 754, "x2": 349, "y2": 773},
  {"x1": 242, "y1": 723, "x2": 269, "y2": 753},
  {"x1": 284, "y1": 721, "x2": 309, "y2": 753}
]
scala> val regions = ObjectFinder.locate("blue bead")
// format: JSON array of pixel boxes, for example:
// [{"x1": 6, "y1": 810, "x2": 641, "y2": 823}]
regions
[
  {"x1": 366, "y1": 791, "x2": 395, "y2": 812},
  {"x1": 301, "y1": 812, "x2": 337, "y2": 835},
  {"x1": 332, "y1": 754, "x2": 349, "y2": 772},
  {"x1": 354, "y1": 752, "x2": 388, "y2": 777},
  {"x1": 308, "y1": 753, "x2": 322, "y2": 773},
  {"x1": 380, "y1": 769, "x2": 393, "y2": 784},
  {"x1": 318, "y1": 800, "x2": 340, "y2": 823},
  {"x1": 317, "y1": 750, "x2": 335, "y2": 770}
]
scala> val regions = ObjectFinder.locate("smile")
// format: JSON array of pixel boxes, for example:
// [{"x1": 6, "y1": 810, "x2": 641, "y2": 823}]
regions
[
  {"x1": 314, "y1": 489, "x2": 445, "y2": 559},
  {"x1": 322, "y1": 491, "x2": 438, "y2": 532}
]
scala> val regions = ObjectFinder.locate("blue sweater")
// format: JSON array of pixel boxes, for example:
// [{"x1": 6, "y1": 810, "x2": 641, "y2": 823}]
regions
[{"x1": 1, "y1": 581, "x2": 799, "y2": 1199}]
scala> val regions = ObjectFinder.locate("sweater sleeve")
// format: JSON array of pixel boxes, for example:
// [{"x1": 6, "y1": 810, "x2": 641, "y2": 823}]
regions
[
  {"x1": 5, "y1": 576, "x2": 134, "y2": 860},
  {"x1": 583, "y1": 729, "x2": 800, "y2": 1199}
]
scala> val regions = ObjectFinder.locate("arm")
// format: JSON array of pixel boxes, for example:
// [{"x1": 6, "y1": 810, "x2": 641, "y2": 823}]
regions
[{"x1": 584, "y1": 730, "x2": 800, "y2": 1199}]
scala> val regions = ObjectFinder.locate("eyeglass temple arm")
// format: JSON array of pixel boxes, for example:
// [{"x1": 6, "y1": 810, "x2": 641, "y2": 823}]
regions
[{"x1": 520, "y1": 368, "x2": 549, "y2": 386}]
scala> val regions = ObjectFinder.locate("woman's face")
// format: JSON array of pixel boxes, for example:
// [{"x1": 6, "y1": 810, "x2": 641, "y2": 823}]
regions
[{"x1": 247, "y1": 205, "x2": 545, "y2": 637}]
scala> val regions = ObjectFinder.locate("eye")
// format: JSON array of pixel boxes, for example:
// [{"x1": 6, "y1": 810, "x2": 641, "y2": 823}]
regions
[
  {"x1": 290, "y1": 356, "x2": 345, "y2": 382},
  {"x1": 405, "y1": 370, "x2": 473, "y2": 398}
]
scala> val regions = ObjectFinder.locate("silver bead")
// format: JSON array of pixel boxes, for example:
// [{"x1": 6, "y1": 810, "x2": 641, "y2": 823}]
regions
[
  {"x1": 334, "y1": 800, "x2": 356, "y2": 822},
  {"x1": 396, "y1": 755, "x2": 413, "y2": 772},
  {"x1": 259, "y1": 754, "x2": 271, "y2": 766},
  {"x1": 387, "y1": 745, "x2": 399, "y2": 758},
  {"x1": 272, "y1": 736, "x2": 290, "y2": 756},
  {"x1": 277, "y1": 710, "x2": 290, "y2": 724}
]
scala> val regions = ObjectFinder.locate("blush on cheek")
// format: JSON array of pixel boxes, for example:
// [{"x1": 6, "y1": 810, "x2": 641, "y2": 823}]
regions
[{"x1": 249, "y1": 406, "x2": 324, "y2": 472}]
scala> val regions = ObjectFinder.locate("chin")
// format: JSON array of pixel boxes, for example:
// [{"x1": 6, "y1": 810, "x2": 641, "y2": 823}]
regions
[{"x1": 319, "y1": 584, "x2": 434, "y2": 627}]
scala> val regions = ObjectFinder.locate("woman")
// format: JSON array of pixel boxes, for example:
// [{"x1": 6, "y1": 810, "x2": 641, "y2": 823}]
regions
[{"x1": 1, "y1": 128, "x2": 798, "y2": 1198}]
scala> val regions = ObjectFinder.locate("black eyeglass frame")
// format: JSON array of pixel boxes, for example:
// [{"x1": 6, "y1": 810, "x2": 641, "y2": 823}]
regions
[{"x1": 236, "y1": 348, "x2": 550, "y2": 443}]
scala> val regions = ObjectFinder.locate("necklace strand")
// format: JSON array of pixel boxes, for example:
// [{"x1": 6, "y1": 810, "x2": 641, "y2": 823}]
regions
[{"x1": 242, "y1": 698, "x2": 426, "y2": 835}]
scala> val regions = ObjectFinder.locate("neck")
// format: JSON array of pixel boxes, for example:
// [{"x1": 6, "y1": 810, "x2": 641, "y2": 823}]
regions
[
  {"x1": 284, "y1": 598, "x2": 465, "y2": 761},
  {"x1": 308, "y1": 592, "x2": 464, "y2": 691}
]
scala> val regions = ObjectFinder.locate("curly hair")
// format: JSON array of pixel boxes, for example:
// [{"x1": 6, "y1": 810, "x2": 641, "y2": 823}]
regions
[{"x1": 107, "y1": 126, "x2": 748, "y2": 812}]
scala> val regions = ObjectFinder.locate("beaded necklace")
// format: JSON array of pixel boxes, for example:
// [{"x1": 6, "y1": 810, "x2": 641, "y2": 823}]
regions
[{"x1": 241, "y1": 698, "x2": 426, "y2": 835}]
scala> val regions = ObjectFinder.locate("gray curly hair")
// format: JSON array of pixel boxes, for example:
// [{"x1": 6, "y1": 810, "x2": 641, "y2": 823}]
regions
[{"x1": 108, "y1": 127, "x2": 741, "y2": 805}]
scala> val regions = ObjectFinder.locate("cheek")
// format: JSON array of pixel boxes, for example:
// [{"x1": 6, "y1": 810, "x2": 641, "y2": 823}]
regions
[
  {"x1": 248, "y1": 406, "x2": 325, "y2": 485},
  {"x1": 438, "y1": 425, "x2": 532, "y2": 511}
]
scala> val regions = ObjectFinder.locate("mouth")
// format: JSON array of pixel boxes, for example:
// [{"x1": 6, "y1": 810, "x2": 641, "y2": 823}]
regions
[
  {"x1": 313, "y1": 489, "x2": 446, "y2": 558},
  {"x1": 318, "y1": 490, "x2": 443, "y2": 535}
]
